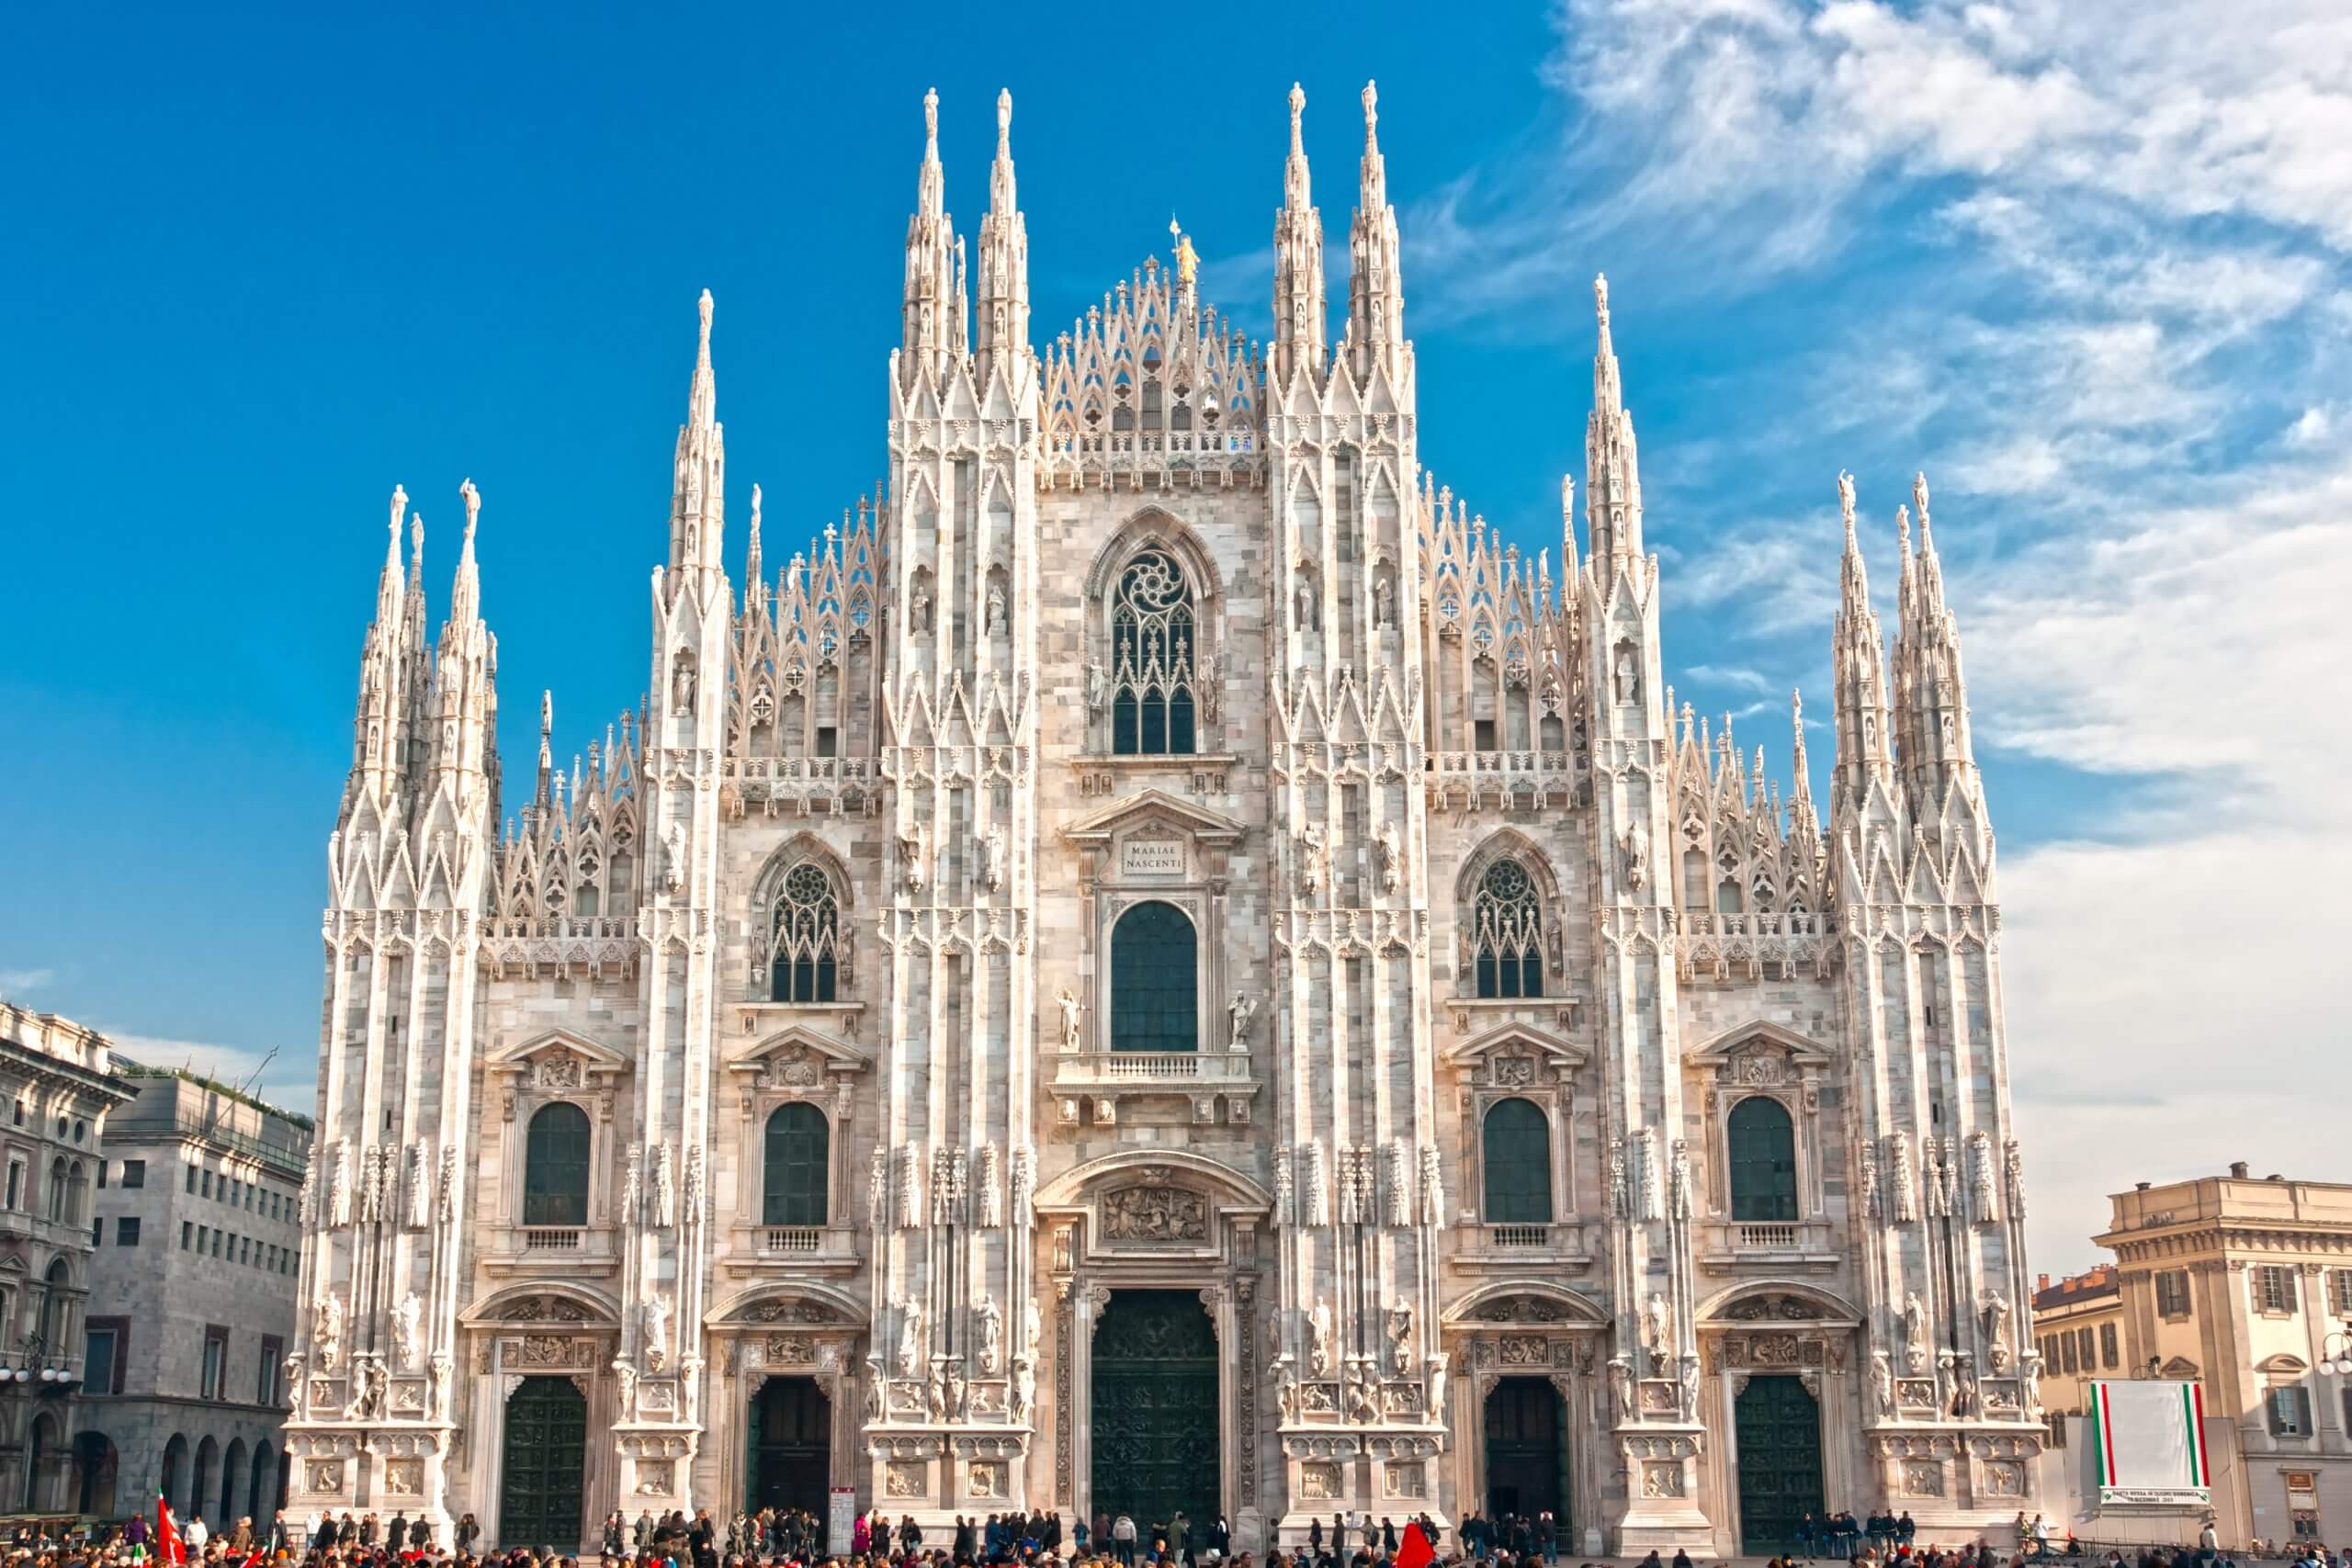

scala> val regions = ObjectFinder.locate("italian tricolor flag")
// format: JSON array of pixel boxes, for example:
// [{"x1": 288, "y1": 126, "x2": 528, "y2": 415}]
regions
[{"x1": 2090, "y1": 1379, "x2": 2209, "y2": 1495}]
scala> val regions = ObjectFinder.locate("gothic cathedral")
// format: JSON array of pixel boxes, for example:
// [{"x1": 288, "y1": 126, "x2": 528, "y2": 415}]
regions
[{"x1": 283, "y1": 83, "x2": 2042, "y2": 1555}]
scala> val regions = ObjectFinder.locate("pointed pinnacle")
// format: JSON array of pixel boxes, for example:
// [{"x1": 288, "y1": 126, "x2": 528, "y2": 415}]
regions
[
  {"x1": 697, "y1": 288, "x2": 714, "y2": 363},
  {"x1": 1838, "y1": 470, "x2": 1857, "y2": 545},
  {"x1": 996, "y1": 87, "x2": 1012, "y2": 156},
  {"x1": 922, "y1": 87, "x2": 939, "y2": 159},
  {"x1": 1289, "y1": 83, "x2": 1306, "y2": 154},
  {"x1": 459, "y1": 478, "x2": 481, "y2": 544},
  {"x1": 1362, "y1": 80, "x2": 1379, "y2": 149},
  {"x1": 540, "y1": 690, "x2": 553, "y2": 738},
  {"x1": 389, "y1": 484, "x2": 408, "y2": 546},
  {"x1": 1594, "y1": 273, "x2": 1611, "y2": 324}
]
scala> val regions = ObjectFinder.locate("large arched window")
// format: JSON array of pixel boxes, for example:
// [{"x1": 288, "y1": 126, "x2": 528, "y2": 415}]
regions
[
  {"x1": 769, "y1": 862, "x2": 842, "y2": 1003},
  {"x1": 522, "y1": 1102, "x2": 592, "y2": 1226},
  {"x1": 1110, "y1": 549, "x2": 1198, "y2": 756},
  {"x1": 1473, "y1": 860, "x2": 1544, "y2": 999},
  {"x1": 1482, "y1": 1098, "x2": 1553, "y2": 1224},
  {"x1": 1110, "y1": 901, "x2": 1197, "y2": 1054},
  {"x1": 1726, "y1": 1096, "x2": 1799, "y2": 1223},
  {"x1": 762, "y1": 1104, "x2": 830, "y2": 1227}
]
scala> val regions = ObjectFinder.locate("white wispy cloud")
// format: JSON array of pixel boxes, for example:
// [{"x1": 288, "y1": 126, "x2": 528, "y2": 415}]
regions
[
  {"x1": 105, "y1": 1031, "x2": 317, "y2": 1113},
  {"x1": 1435, "y1": 0, "x2": 2352, "y2": 1266},
  {"x1": 0, "y1": 968, "x2": 54, "y2": 996},
  {"x1": 1679, "y1": 662, "x2": 1776, "y2": 693}
]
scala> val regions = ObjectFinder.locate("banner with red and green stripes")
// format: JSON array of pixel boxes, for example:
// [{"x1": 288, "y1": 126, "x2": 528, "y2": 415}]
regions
[{"x1": 2090, "y1": 1379, "x2": 2210, "y2": 1504}]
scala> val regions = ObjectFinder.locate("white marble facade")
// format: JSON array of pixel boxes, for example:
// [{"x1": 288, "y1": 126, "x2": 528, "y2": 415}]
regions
[{"x1": 282, "y1": 83, "x2": 2042, "y2": 1557}]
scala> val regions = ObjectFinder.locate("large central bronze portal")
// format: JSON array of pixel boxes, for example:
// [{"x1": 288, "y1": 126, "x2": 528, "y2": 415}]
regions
[{"x1": 1091, "y1": 1290, "x2": 1219, "y2": 1534}]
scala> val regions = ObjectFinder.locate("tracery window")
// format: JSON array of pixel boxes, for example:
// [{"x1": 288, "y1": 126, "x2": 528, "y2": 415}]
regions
[
  {"x1": 768, "y1": 862, "x2": 842, "y2": 1003},
  {"x1": 762, "y1": 1103, "x2": 830, "y2": 1227},
  {"x1": 1110, "y1": 900, "x2": 1197, "y2": 1054},
  {"x1": 1726, "y1": 1096, "x2": 1798, "y2": 1223},
  {"x1": 1472, "y1": 860, "x2": 1544, "y2": 999},
  {"x1": 522, "y1": 1102, "x2": 591, "y2": 1226},
  {"x1": 1482, "y1": 1098, "x2": 1553, "y2": 1224},
  {"x1": 1110, "y1": 549, "x2": 1197, "y2": 756}
]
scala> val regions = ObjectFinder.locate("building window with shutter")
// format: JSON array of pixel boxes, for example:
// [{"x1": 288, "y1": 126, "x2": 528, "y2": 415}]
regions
[
  {"x1": 2077, "y1": 1326, "x2": 2096, "y2": 1369},
  {"x1": 2331, "y1": 1269, "x2": 2352, "y2": 1314},
  {"x1": 2062, "y1": 1334, "x2": 2078, "y2": 1373},
  {"x1": 2155, "y1": 1269, "x2": 2192, "y2": 1318},
  {"x1": 2100, "y1": 1322, "x2": 2119, "y2": 1369},
  {"x1": 2255, "y1": 1265, "x2": 2299, "y2": 1314},
  {"x1": 2267, "y1": 1384, "x2": 2312, "y2": 1437}
]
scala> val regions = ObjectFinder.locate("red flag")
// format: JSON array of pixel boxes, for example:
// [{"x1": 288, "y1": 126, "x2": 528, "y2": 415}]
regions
[
  {"x1": 241, "y1": 1551, "x2": 267, "y2": 1568},
  {"x1": 1394, "y1": 1523, "x2": 1435, "y2": 1568},
  {"x1": 156, "y1": 1495, "x2": 187, "y2": 1567}
]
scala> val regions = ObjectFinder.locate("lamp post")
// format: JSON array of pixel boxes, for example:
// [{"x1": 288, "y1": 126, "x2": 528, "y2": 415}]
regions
[{"x1": 2321, "y1": 1318, "x2": 2352, "y2": 1379}]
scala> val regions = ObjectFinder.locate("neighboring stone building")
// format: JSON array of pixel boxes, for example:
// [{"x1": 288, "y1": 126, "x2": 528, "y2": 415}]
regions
[
  {"x1": 2030, "y1": 1265, "x2": 2125, "y2": 1443},
  {"x1": 281, "y1": 83, "x2": 2043, "y2": 1556},
  {"x1": 0, "y1": 1002, "x2": 133, "y2": 1514},
  {"x1": 81, "y1": 1066, "x2": 311, "y2": 1527},
  {"x1": 2096, "y1": 1168, "x2": 2352, "y2": 1548}
]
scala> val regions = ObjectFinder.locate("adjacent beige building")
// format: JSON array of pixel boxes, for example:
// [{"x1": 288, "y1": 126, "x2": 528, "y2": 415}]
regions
[
  {"x1": 2032, "y1": 1265, "x2": 2127, "y2": 1441},
  {"x1": 2098, "y1": 1168, "x2": 2352, "y2": 1548}
]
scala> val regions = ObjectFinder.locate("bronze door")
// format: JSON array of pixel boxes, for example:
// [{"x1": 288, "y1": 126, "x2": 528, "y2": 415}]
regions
[{"x1": 1091, "y1": 1290, "x2": 1219, "y2": 1538}]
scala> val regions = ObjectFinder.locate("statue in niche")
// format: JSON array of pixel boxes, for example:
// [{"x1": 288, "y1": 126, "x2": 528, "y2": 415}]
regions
[
  {"x1": 1668, "y1": 1138, "x2": 1692, "y2": 1219},
  {"x1": 1374, "y1": 573, "x2": 1396, "y2": 629},
  {"x1": 1376, "y1": 822, "x2": 1401, "y2": 894},
  {"x1": 1295, "y1": 573, "x2": 1318, "y2": 631},
  {"x1": 974, "y1": 1293, "x2": 1004, "y2": 1375},
  {"x1": 1011, "y1": 1356, "x2": 1035, "y2": 1422},
  {"x1": 313, "y1": 1292, "x2": 345, "y2": 1371},
  {"x1": 1227, "y1": 992, "x2": 1256, "y2": 1049},
  {"x1": 1678, "y1": 1353, "x2": 1702, "y2": 1420},
  {"x1": 614, "y1": 1358, "x2": 639, "y2": 1418},
  {"x1": 899, "y1": 825, "x2": 927, "y2": 893},
  {"x1": 1902, "y1": 1291, "x2": 1928, "y2": 1373},
  {"x1": 910, "y1": 582, "x2": 932, "y2": 633},
  {"x1": 1645, "y1": 1292, "x2": 1672, "y2": 1376},
  {"x1": 1622, "y1": 822, "x2": 1650, "y2": 891},
  {"x1": 897, "y1": 1298, "x2": 925, "y2": 1378},
  {"x1": 352, "y1": 1355, "x2": 388, "y2": 1419},
  {"x1": 1055, "y1": 987, "x2": 1083, "y2": 1052},
  {"x1": 1871, "y1": 1348, "x2": 1895, "y2": 1417},
  {"x1": 985, "y1": 583, "x2": 1006, "y2": 636},
  {"x1": 1275, "y1": 1356, "x2": 1302, "y2": 1423},
  {"x1": 390, "y1": 1292, "x2": 424, "y2": 1371},
  {"x1": 1296, "y1": 824, "x2": 1328, "y2": 897},
  {"x1": 1982, "y1": 1290, "x2": 2013, "y2": 1367},
  {"x1": 662, "y1": 822, "x2": 687, "y2": 894},
  {"x1": 654, "y1": 1145, "x2": 677, "y2": 1229},
  {"x1": 1385, "y1": 1299, "x2": 1415, "y2": 1376},
  {"x1": 672, "y1": 657, "x2": 696, "y2": 716},
  {"x1": 978, "y1": 826, "x2": 1007, "y2": 892},
  {"x1": 1609, "y1": 1354, "x2": 1635, "y2": 1423},
  {"x1": 643, "y1": 1292, "x2": 673, "y2": 1372},
  {"x1": 1613, "y1": 646, "x2": 1639, "y2": 704},
  {"x1": 1307, "y1": 1303, "x2": 1335, "y2": 1377},
  {"x1": 926, "y1": 1359, "x2": 948, "y2": 1421},
  {"x1": 1086, "y1": 661, "x2": 1108, "y2": 714}
]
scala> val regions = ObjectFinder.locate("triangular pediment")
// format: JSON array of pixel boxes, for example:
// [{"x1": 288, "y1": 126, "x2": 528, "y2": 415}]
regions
[
  {"x1": 489, "y1": 1027, "x2": 632, "y2": 1076},
  {"x1": 726, "y1": 1023, "x2": 871, "y2": 1079},
  {"x1": 1060, "y1": 788, "x2": 1246, "y2": 846},
  {"x1": 1442, "y1": 1021, "x2": 1588, "y2": 1071},
  {"x1": 1689, "y1": 1018, "x2": 1834, "y2": 1068}
]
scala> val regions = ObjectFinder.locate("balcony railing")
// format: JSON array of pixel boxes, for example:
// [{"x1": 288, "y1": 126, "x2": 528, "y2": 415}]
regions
[
  {"x1": 522, "y1": 1227, "x2": 583, "y2": 1251},
  {"x1": 1488, "y1": 1224, "x2": 1551, "y2": 1248},
  {"x1": 763, "y1": 1226, "x2": 823, "y2": 1254},
  {"x1": 1051, "y1": 1051, "x2": 1257, "y2": 1087},
  {"x1": 1736, "y1": 1223, "x2": 1801, "y2": 1249}
]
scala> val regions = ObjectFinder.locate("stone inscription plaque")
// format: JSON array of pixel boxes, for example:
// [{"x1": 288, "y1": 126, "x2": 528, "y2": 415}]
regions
[{"x1": 1120, "y1": 838, "x2": 1186, "y2": 877}]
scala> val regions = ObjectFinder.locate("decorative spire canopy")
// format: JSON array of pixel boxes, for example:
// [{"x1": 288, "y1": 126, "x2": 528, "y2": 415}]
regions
[
  {"x1": 1830, "y1": 469, "x2": 1896, "y2": 809},
  {"x1": 977, "y1": 88, "x2": 1031, "y2": 376},
  {"x1": 668, "y1": 290, "x2": 726, "y2": 584},
  {"x1": 901, "y1": 87, "x2": 966, "y2": 382},
  {"x1": 1584, "y1": 274, "x2": 1644, "y2": 562},
  {"x1": 1272, "y1": 82, "x2": 1327, "y2": 382},
  {"x1": 1345, "y1": 78, "x2": 1406, "y2": 383}
]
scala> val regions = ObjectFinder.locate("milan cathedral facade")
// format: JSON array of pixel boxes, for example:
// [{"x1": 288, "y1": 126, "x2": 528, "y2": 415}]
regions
[{"x1": 282, "y1": 82, "x2": 2042, "y2": 1556}]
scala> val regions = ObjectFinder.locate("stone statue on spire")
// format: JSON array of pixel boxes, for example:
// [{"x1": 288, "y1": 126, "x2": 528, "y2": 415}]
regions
[{"x1": 1170, "y1": 217, "x2": 1198, "y2": 290}]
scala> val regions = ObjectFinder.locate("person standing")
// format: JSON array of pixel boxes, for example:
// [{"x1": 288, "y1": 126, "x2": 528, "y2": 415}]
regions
[{"x1": 1113, "y1": 1513, "x2": 1137, "y2": 1568}]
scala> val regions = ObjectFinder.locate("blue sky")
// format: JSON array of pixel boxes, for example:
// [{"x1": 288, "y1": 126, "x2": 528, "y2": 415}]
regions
[{"x1": 4, "y1": 1, "x2": 2347, "y2": 1269}]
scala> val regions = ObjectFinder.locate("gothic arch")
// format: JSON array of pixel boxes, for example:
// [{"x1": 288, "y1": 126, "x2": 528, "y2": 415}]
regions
[
  {"x1": 748, "y1": 832, "x2": 858, "y2": 916},
  {"x1": 750, "y1": 833, "x2": 855, "y2": 1001},
  {"x1": 1453, "y1": 828, "x2": 1565, "y2": 908},
  {"x1": 1085, "y1": 509, "x2": 1225, "y2": 755},
  {"x1": 1082, "y1": 507, "x2": 1224, "y2": 607},
  {"x1": 1693, "y1": 1280, "x2": 1863, "y2": 1327},
  {"x1": 1440, "y1": 1280, "x2": 1609, "y2": 1327}
]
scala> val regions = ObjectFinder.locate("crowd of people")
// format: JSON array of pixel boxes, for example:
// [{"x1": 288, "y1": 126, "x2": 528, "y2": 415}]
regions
[{"x1": 8, "y1": 1500, "x2": 2347, "y2": 1568}]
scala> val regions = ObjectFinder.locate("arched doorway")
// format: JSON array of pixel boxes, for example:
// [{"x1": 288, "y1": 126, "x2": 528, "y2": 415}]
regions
[
  {"x1": 500, "y1": 1375, "x2": 587, "y2": 1550},
  {"x1": 748, "y1": 1377, "x2": 831, "y2": 1516},
  {"x1": 23, "y1": 1413, "x2": 61, "y2": 1511},
  {"x1": 248, "y1": 1440, "x2": 274, "y2": 1523},
  {"x1": 1483, "y1": 1377, "x2": 1567, "y2": 1529},
  {"x1": 74, "y1": 1431, "x2": 119, "y2": 1517},
  {"x1": 160, "y1": 1434, "x2": 189, "y2": 1516},
  {"x1": 1091, "y1": 1290, "x2": 1218, "y2": 1535},
  {"x1": 1733, "y1": 1374, "x2": 1825, "y2": 1552},
  {"x1": 220, "y1": 1437, "x2": 247, "y2": 1522},
  {"x1": 192, "y1": 1436, "x2": 220, "y2": 1523}
]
